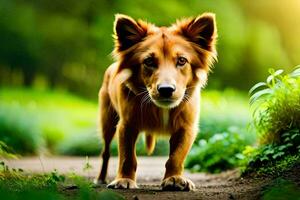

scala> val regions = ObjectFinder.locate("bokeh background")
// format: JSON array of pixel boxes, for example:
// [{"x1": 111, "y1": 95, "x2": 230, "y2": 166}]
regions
[{"x1": 0, "y1": 0, "x2": 300, "y2": 172}]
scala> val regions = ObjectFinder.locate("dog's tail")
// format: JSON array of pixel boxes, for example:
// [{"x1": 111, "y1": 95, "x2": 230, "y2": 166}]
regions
[{"x1": 145, "y1": 134, "x2": 155, "y2": 155}]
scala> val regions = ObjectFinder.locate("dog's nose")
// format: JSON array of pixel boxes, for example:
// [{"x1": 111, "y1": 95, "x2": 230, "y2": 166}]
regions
[{"x1": 157, "y1": 84, "x2": 176, "y2": 98}]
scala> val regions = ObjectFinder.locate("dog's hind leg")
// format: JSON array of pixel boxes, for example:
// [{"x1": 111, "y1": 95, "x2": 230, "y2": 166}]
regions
[{"x1": 94, "y1": 88, "x2": 119, "y2": 184}]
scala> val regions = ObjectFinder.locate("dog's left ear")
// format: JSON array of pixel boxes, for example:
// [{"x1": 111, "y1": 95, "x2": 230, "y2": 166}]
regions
[
  {"x1": 114, "y1": 14, "x2": 148, "y2": 52},
  {"x1": 178, "y1": 13, "x2": 217, "y2": 52}
]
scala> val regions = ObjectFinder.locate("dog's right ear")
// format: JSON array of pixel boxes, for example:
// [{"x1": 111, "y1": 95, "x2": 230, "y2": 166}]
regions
[{"x1": 114, "y1": 14, "x2": 148, "y2": 52}]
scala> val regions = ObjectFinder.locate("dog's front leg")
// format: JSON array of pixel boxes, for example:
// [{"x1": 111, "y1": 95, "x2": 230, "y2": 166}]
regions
[
  {"x1": 107, "y1": 121, "x2": 139, "y2": 189},
  {"x1": 162, "y1": 127, "x2": 196, "y2": 191}
]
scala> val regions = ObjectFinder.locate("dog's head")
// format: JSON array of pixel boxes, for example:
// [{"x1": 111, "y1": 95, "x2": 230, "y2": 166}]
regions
[{"x1": 113, "y1": 14, "x2": 217, "y2": 109}]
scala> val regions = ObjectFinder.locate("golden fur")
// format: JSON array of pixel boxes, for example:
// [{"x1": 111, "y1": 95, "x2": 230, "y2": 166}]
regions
[{"x1": 95, "y1": 13, "x2": 217, "y2": 191}]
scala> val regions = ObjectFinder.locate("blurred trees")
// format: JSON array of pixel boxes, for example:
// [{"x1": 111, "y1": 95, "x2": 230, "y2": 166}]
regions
[{"x1": 0, "y1": 0, "x2": 299, "y2": 98}]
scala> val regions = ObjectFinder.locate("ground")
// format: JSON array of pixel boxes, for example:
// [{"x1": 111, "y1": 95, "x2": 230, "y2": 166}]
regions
[{"x1": 7, "y1": 156, "x2": 271, "y2": 200}]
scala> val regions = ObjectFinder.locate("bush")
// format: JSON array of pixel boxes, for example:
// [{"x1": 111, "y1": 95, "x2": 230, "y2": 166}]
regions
[
  {"x1": 198, "y1": 89, "x2": 252, "y2": 140},
  {"x1": 186, "y1": 127, "x2": 252, "y2": 173},
  {"x1": 249, "y1": 67, "x2": 300, "y2": 144},
  {"x1": 0, "y1": 88, "x2": 97, "y2": 155},
  {"x1": 186, "y1": 89, "x2": 255, "y2": 173},
  {"x1": 244, "y1": 66, "x2": 300, "y2": 173},
  {"x1": 262, "y1": 178, "x2": 300, "y2": 200},
  {"x1": 57, "y1": 132, "x2": 101, "y2": 156},
  {"x1": 0, "y1": 104, "x2": 43, "y2": 154}
]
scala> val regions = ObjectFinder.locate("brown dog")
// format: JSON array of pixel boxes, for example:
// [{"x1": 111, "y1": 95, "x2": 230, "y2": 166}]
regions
[{"x1": 95, "y1": 13, "x2": 217, "y2": 191}]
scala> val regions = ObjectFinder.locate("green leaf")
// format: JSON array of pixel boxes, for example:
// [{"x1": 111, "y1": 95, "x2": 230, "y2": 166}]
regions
[
  {"x1": 250, "y1": 88, "x2": 272, "y2": 105},
  {"x1": 272, "y1": 152, "x2": 285, "y2": 159},
  {"x1": 282, "y1": 132, "x2": 290, "y2": 138},
  {"x1": 278, "y1": 145, "x2": 287, "y2": 151},
  {"x1": 266, "y1": 69, "x2": 284, "y2": 85},
  {"x1": 249, "y1": 82, "x2": 267, "y2": 95},
  {"x1": 290, "y1": 66, "x2": 300, "y2": 77},
  {"x1": 266, "y1": 74, "x2": 275, "y2": 84},
  {"x1": 274, "y1": 69, "x2": 284, "y2": 76},
  {"x1": 291, "y1": 133, "x2": 300, "y2": 140},
  {"x1": 264, "y1": 149, "x2": 275, "y2": 155}
]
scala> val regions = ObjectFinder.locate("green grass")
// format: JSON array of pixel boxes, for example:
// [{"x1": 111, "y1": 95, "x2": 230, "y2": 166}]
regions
[
  {"x1": 262, "y1": 178, "x2": 300, "y2": 200},
  {"x1": 0, "y1": 161, "x2": 124, "y2": 200}
]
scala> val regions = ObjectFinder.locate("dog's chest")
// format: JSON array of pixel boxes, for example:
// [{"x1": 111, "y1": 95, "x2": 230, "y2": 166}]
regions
[
  {"x1": 136, "y1": 105, "x2": 171, "y2": 133},
  {"x1": 161, "y1": 109, "x2": 169, "y2": 129}
]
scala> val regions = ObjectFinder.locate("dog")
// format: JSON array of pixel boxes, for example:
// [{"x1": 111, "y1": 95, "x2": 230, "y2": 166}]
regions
[{"x1": 95, "y1": 13, "x2": 217, "y2": 191}]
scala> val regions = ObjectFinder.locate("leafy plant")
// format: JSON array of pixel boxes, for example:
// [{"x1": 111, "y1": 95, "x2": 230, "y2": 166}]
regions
[
  {"x1": 186, "y1": 126, "x2": 253, "y2": 173},
  {"x1": 0, "y1": 141, "x2": 18, "y2": 158},
  {"x1": 244, "y1": 66, "x2": 300, "y2": 173},
  {"x1": 249, "y1": 66, "x2": 300, "y2": 144},
  {"x1": 0, "y1": 162, "x2": 124, "y2": 200},
  {"x1": 262, "y1": 178, "x2": 300, "y2": 200}
]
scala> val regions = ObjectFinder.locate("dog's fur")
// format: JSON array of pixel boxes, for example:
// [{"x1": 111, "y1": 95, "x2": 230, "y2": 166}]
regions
[{"x1": 95, "y1": 13, "x2": 217, "y2": 191}]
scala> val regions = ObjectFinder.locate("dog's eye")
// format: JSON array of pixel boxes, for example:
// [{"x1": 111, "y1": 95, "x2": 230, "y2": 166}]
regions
[
  {"x1": 177, "y1": 56, "x2": 188, "y2": 67},
  {"x1": 143, "y1": 57, "x2": 155, "y2": 67}
]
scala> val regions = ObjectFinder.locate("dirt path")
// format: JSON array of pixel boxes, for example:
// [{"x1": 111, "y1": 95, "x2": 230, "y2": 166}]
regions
[{"x1": 7, "y1": 156, "x2": 269, "y2": 200}]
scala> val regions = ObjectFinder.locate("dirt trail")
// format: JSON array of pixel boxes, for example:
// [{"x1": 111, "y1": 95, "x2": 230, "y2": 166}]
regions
[{"x1": 7, "y1": 156, "x2": 269, "y2": 200}]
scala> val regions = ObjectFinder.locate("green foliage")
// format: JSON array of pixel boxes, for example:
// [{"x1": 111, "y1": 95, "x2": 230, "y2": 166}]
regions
[
  {"x1": 245, "y1": 130, "x2": 300, "y2": 171},
  {"x1": 0, "y1": 141, "x2": 18, "y2": 158},
  {"x1": 249, "y1": 66, "x2": 300, "y2": 144},
  {"x1": 0, "y1": 88, "x2": 98, "y2": 155},
  {"x1": 0, "y1": 0, "x2": 295, "y2": 94},
  {"x1": 244, "y1": 67, "x2": 300, "y2": 174},
  {"x1": 186, "y1": 127, "x2": 252, "y2": 173},
  {"x1": 262, "y1": 178, "x2": 300, "y2": 200},
  {"x1": 186, "y1": 90, "x2": 256, "y2": 173},
  {"x1": 199, "y1": 89, "x2": 252, "y2": 140},
  {"x1": 57, "y1": 133, "x2": 101, "y2": 156},
  {"x1": 0, "y1": 104, "x2": 42, "y2": 154},
  {"x1": 0, "y1": 162, "x2": 124, "y2": 200}
]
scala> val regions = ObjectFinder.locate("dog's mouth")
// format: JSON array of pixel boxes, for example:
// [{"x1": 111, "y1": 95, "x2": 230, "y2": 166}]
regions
[{"x1": 150, "y1": 97, "x2": 183, "y2": 109}]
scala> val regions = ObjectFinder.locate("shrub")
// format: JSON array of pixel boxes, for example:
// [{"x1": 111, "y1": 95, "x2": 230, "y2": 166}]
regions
[
  {"x1": 0, "y1": 104, "x2": 43, "y2": 154},
  {"x1": 262, "y1": 178, "x2": 300, "y2": 200},
  {"x1": 0, "y1": 88, "x2": 97, "y2": 155},
  {"x1": 186, "y1": 89, "x2": 255, "y2": 173},
  {"x1": 244, "y1": 66, "x2": 300, "y2": 173},
  {"x1": 57, "y1": 132, "x2": 101, "y2": 156},
  {"x1": 186, "y1": 126, "x2": 253, "y2": 173},
  {"x1": 249, "y1": 67, "x2": 300, "y2": 144}
]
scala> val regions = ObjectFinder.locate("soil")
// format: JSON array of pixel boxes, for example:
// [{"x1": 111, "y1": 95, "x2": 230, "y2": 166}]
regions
[{"x1": 6, "y1": 156, "x2": 299, "y2": 200}]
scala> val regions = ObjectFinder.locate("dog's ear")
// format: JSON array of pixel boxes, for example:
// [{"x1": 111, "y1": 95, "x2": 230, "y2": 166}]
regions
[
  {"x1": 178, "y1": 13, "x2": 217, "y2": 52},
  {"x1": 114, "y1": 14, "x2": 148, "y2": 52}
]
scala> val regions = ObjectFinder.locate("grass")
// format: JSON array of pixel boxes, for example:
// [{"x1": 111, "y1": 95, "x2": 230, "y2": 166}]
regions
[
  {"x1": 0, "y1": 161, "x2": 124, "y2": 200},
  {"x1": 262, "y1": 178, "x2": 300, "y2": 200}
]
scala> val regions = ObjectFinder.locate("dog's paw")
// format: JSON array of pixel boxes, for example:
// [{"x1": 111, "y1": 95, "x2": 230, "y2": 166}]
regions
[
  {"x1": 107, "y1": 178, "x2": 138, "y2": 189},
  {"x1": 161, "y1": 175, "x2": 195, "y2": 191}
]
